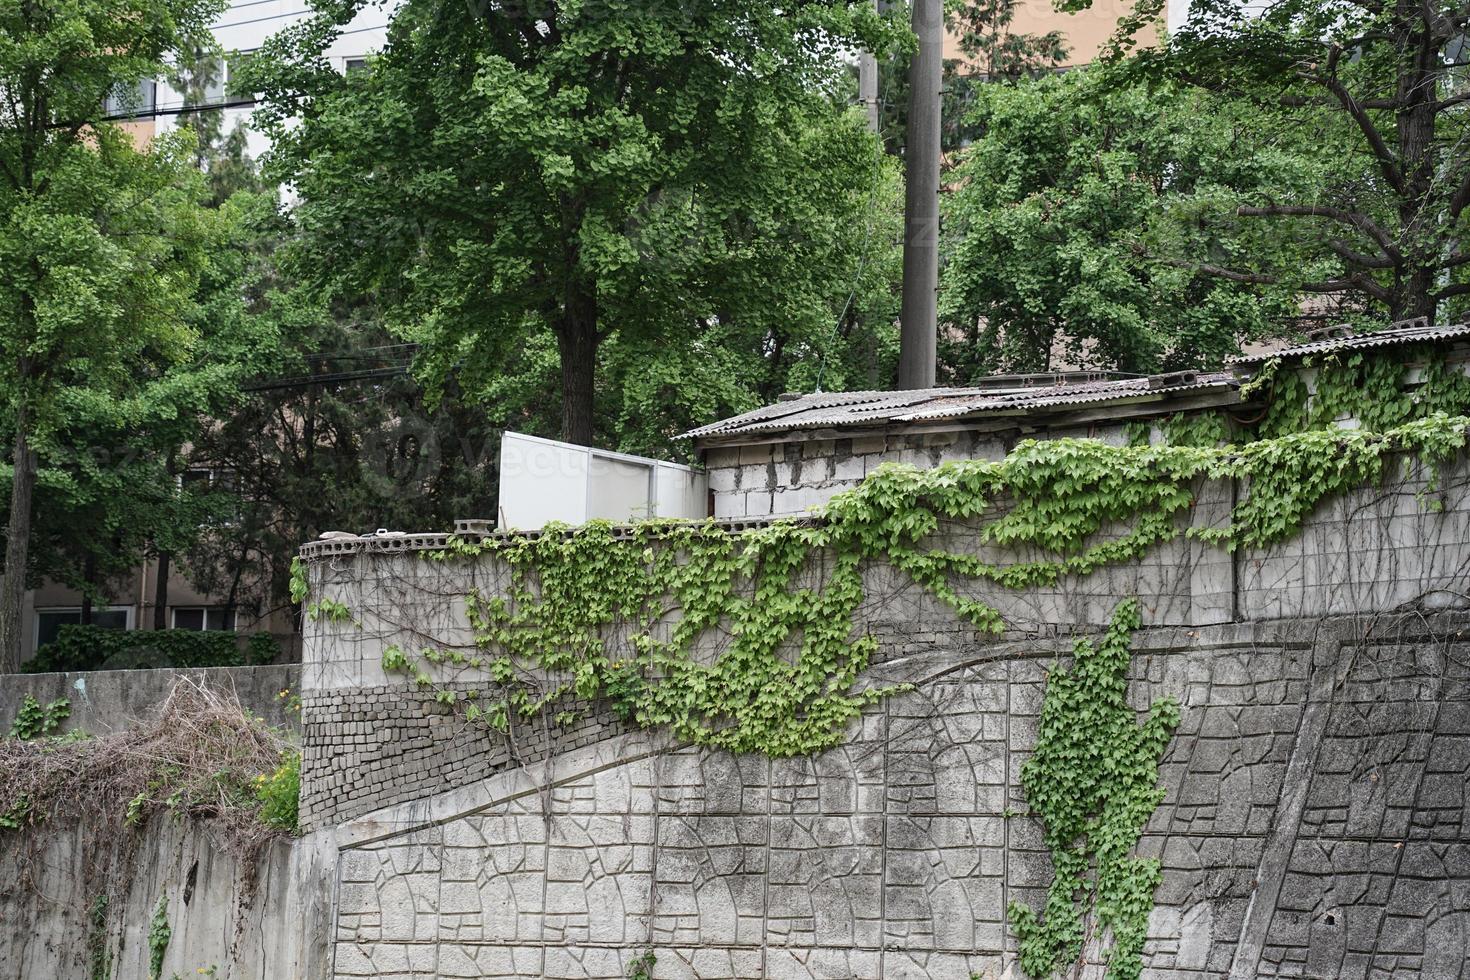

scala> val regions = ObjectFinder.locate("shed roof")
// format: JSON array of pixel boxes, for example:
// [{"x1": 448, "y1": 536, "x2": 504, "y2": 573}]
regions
[
  {"x1": 683, "y1": 370, "x2": 1238, "y2": 443},
  {"x1": 1227, "y1": 320, "x2": 1470, "y2": 367}
]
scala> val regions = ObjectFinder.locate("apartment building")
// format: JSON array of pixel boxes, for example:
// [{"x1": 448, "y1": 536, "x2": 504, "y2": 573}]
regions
[
  {"x1": 110, "y1": 0, "x2": 393, "y2": 153},
  {"x1": 942, "y1": 0, "x2": 1191, "y2": 70}
]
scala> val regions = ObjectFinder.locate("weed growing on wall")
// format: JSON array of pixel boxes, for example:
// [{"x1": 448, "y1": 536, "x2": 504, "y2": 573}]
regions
[
  {"x1": 0, "y1": 680, "x2": 297, "y2": 847},
  {"x1": 7, "y1": 694, "x2": 70, "y2": 739},
  {"x1": 1008, "y1": 599, "x2": 1178, "y2": 980},
  {"x1": 147, "y1": 894, "x2": 171, "y2": 980}
]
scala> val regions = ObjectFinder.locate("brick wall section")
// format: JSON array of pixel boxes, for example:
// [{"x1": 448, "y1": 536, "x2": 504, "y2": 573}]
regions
[{"x1": 300, "y1": 684, "x2": 638, "y2": 830}]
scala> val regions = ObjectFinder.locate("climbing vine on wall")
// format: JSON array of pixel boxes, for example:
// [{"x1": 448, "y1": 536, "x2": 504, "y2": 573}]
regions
[
  {"x1": 1009, "y1": 599, "x2": 1178, "y2": 980},
  {"x1": 352, "y1": 410, "x2": 1470, "y2": 760}
]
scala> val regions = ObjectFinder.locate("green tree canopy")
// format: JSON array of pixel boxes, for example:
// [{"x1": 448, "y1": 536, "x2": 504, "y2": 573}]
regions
[
  {"x1": 0, "y1": 0, "x2": 269, "y2": 667},
  {"x1": 1098, "y1": 0, "x2": 1470, "y2": 325},
  {"x1": 939, "y1": 66, "x2": 1319, "y2": 377},
  {"x1": 250, "y1": 0, "x2": 903, "y2": 448}
]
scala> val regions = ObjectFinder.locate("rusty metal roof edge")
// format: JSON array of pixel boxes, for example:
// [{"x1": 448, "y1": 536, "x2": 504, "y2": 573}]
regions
[
  {"x1": 685, "y1": 373, "x2": 1241, "y2": 442},
  {"x1": 1227, "y1": 321, "x2": 1470, "y2": 366}
]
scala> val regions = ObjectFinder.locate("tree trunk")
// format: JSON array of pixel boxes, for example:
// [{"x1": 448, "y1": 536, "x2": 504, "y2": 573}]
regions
[
  {"x1": 0, "y1": 407, "x2": 38, "y2": 672},
  {"x1": 1392, "y1": 25, "x2": 1441, "y2": 322},
  {"x1": 80, "y1": 555, "x2": 96, "y2": 626},
  {"x1": 153, "y1": 551, "x2": 171, "y2": 630},
  {"x1": 555, "y1": 282, "x2": 599, "y2": 447}
]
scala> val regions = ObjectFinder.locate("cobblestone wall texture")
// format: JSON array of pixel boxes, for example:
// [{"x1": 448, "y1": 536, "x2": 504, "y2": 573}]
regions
[{"x1": 303, "y1": 451, "x2": 1470, "y2": 979}]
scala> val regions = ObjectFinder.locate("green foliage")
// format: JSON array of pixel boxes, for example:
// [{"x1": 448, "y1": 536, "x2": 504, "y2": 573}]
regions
[
  {"x1": 88, "y1": 894, "x2": 112, "y2": 980},
  {"x1": 1254, "y1": 347, "x2": 1470, "y2": 442},
  {"x1": 254, "y1": 749, "x2": 300, "y2": 833},
  {"x1": 8, "y1": 694, "x2": 70, "y2": 739},
  {"x1": 0, "y1": 0, "x2": 273, "y2": 670},
  {"x1": 251, "y1": 0, "x2": 904, "y2": 446},
  {"x1": 625, "y1": 950, "x2": 656, "y2": 980},
  {"x1": 384, "y1": 412, "x2": 1470, "y2": 757},
  {"x1": 23, "y1": 626, "x2": 270, "y2": 674},
  {"x1": 0, "y1": 795, "x2": 30, "y2": 829},
  {"x1": 289, "y1": 557, "x2": 310, "y2": 605},
  {"x1": 1127, "y1": 0, "x2": 1470, "y2": 323},
  {"x1": 941, "y1": 64, "x2": 1313, "y2": 378},
  {"x1": 306, "y1": 598, "x2": 353, "y2": 624},
  {"x1": 148, "y1": 895, "x2": 171, "y2": 980},
  {"x1": 1008, "y1": 599, "x2": 1178, "y2": 980}
]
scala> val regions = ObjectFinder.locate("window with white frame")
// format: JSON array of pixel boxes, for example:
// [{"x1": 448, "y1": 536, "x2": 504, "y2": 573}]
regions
[
  {"x1": 34, "y1": 606, "x2": 133, "y2": 651},
  {"x1": 171, "y1": 607, "x2": 236, "y2": 632},
  {"x1": 104, "y1": 79, "x2": 157, "y2": 118}
]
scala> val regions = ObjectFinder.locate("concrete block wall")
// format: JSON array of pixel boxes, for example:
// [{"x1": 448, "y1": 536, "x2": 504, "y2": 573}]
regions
[
  {"x1": 296, "y1": 442, "x2": 1470, "y2": 978},
  {"x1": 322, "y1": 615, "x2": 1470, "y2": 980},
  {"x1": 0, "y1": 663, "x2": 301, "y2": 736},
  {"x1": 0, "y1": 818, "x2": 337, "y2": 980},
  {"x1": 703, "y1": 431, "x2": 1013, "y2": 519}
]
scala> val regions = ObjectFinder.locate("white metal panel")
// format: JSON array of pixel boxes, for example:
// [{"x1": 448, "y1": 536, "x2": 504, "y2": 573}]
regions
[
  {"x1": 497, "y1": 432, "x2": 709, "y2": 530},
  {"x1": 587, "y1": 456, "x2": 653, "y2": 522},
  {"x1": 498, "y1": 432, "x2": 590, "y2": 530},
  {"x1": 653, "y1": 464, "x2": 709, "y2": 519}
]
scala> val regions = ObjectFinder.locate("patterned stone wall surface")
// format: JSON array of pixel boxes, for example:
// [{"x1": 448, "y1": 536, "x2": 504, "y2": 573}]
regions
[
  {"x1": 300, "y1": 455, "x2": 1470, "y2": 831},
  {"x1": 300, "y1": 441, "x2": 1470, "y2": 977},
  {"x1": 324, "y1": 615, "x2": 1470, "y2": 979}
]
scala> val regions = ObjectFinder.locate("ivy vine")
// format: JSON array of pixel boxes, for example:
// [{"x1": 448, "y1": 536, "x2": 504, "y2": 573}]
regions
[
  {"x1": 362, "y1": 411, "x2": 1470, "y2": 760},
  {"x1": 324, "y1": 349, "x2": 1470, "y2": 978},
  {"x1": 147, "y1": 895, "x2": 170, "y2": 980},
  {"x1": 1009, "y1": 599, "x2": 1178, "y2": 980}
]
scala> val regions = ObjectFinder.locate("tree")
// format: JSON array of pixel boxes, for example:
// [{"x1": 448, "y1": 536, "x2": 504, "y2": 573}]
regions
[
  {"x1": 0, "y1": 0, "x2": 257, "y2": 669},
  {"x1": 250, "y1": 0, "x2": 902, "y2": 447},
  {"x1": 1117, "y1": 0, "x2": 1470, "y2": 324},
  {"x1": 940, "y1": 67, "x2": 1311, "y2": 377}
]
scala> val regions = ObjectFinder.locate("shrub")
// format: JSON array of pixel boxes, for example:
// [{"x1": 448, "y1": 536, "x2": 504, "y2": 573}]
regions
[
  {"x1": 254, "y1": 750, "x2": 300, "y2": 833},
  {"x1": 24, "y1": 626, "x2": 278, "y2": 673}
]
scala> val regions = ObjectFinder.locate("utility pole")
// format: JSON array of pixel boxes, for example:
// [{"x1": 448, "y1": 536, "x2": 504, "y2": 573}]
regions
[
  {"x1": 859, "y1": 52, "x2": 879, "y2": 133},
  {"x1": 858, "y1": 0, "x2": 880, "y2": 134},
  {"x1": 898, "y1": 0, "x2": 941, "y2": 389}
]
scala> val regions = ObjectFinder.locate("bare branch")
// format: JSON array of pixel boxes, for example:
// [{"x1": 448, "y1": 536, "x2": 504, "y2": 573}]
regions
[
  {"x1": 1326, "y1": 238, "x2": 1396, "y2": 269},
  {"x1": 1149, "y1": 254, "x2": 1278, "y2": 283},
  {"x1": 1300, "y1": 57, "x2": 1406, "y2": 195},
  {"x1": 1300, "y1": 272, "x2": 1391, "y2": 302},
  {"x1": 1433, "y1": 282, "x2": 1470, "y2": 302}
]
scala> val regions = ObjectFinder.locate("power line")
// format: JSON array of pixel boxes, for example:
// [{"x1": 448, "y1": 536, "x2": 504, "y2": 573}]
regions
[
  {"x1": 100, "y1": 97, "x2": 259, "y2": 124},
  {"x1": 242, "y1": 365, "x2": 411, "y2": 392}
]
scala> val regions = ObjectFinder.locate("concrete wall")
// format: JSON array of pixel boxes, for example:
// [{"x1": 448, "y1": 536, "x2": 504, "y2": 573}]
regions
[
  {"x1": 323, "y1": 615, "x2": 1470, "y2": 980},
  {"x1": 0, "y1": 820, "x2": 337, "y2": 980},
  {"x1": 0, "y1": 664, "x2": 301, "y2": 736},
  {"x1": 293, "y1": 444, "x2": 1470, "y2": 978},
  {"x1": 702, "y1": 426, "x2": 1142, "y2": 521}
]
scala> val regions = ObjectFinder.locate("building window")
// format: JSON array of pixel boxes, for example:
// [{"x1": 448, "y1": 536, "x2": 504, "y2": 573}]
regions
[
  {"x1": 179, "y1": 55, "x2": 226, "y2": 107},
  {"x1": 345, "y1": 57, "x2": 369, "y2": 75},
  {"x1": 180, "y1": 466, "x2": 236, "y2": 491},
  {"x1": 104, "y1": 79, "x2": 157, "y2": 118},
  {"x1": 35, "y1": 606, "x2": 133, "y2": 651},
  {"x1": 171, "y1": 607, "x2": 236, "y2": 632}
]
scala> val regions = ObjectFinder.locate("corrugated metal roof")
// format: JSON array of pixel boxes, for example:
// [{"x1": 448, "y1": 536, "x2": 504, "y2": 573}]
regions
[
  {"x1": 1227, "y1": 321, "x2": 1470, "y2": 366},
  {"x1": 683, "y1": 371, "x2": 1237, "y2": 441}
]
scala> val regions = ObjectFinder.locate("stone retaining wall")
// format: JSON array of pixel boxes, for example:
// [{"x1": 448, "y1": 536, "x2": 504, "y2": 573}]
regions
[
  {"x1": 298, "y1": 450, "x2": 1470, "y2": 978},
  {"x1": 0, "y1": 663, "x2": 301, "y2": 736}
]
